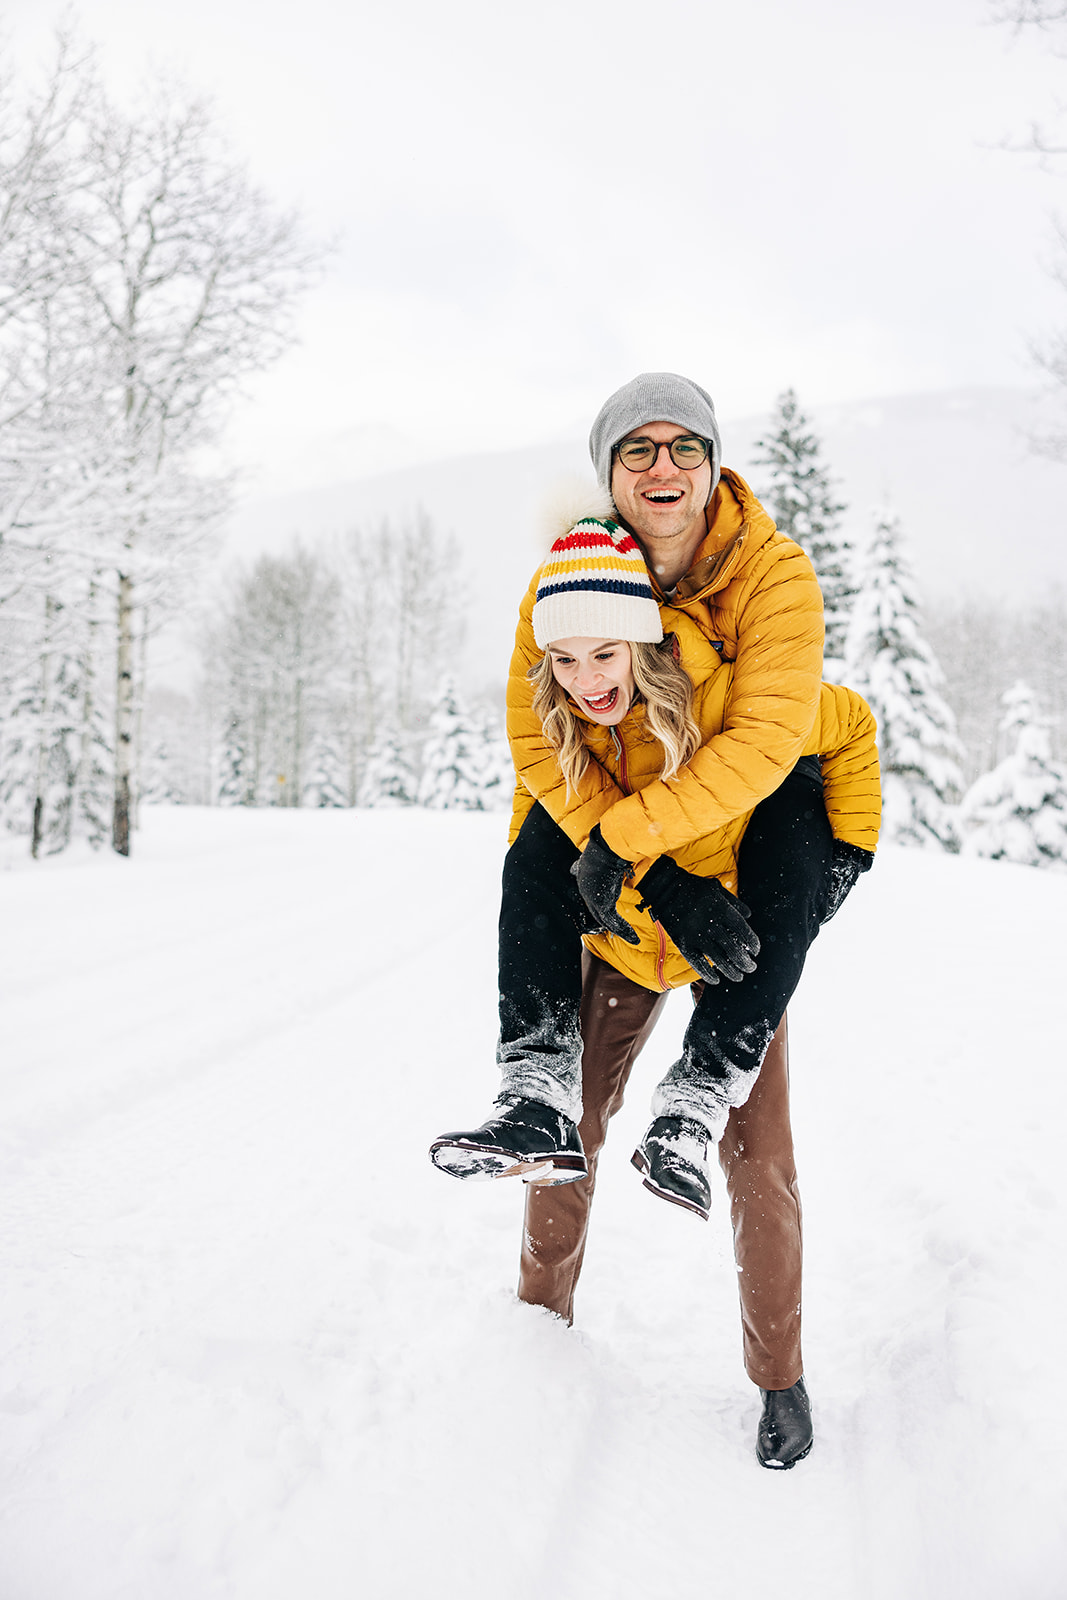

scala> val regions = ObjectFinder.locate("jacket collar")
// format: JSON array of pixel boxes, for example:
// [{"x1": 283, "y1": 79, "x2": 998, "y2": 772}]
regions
[{"x1": 651, "y1": 467, "x2": 775, "y2": 605}]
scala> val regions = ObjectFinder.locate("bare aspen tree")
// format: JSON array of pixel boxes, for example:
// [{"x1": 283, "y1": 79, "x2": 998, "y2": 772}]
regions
[
  {"x1": 1, "y1": 31, "x2": 319, "y2": 855},
  {"x1": 993, "y1": 2, "x2": 1067, "y2": 32},
  {"x1": 992, "y1": 3, "x2": 1067, "y2": 450},
  {"x1": 63, "y1": 83, "x2": 316, "y2": 853},
  {"x1": 203, "y1": 516, "x2": 469, "y2": 810},
  {"x1": 209, "y1": 548, "x2": 340, "y2": 806}
]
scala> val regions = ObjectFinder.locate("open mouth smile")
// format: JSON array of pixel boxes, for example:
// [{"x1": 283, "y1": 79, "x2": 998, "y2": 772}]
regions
[
  {"x1": 642, "y1": 489, "x2": 683, "y2": 504},
  {"x1": 582, "y1": 687, "x2": 620, "y2": 714}
]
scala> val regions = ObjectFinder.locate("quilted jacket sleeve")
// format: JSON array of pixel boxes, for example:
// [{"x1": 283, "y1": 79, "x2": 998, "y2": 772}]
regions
[
  {"x1": 808, "y1": 684, "x2": 882, "y2": 853},
  {"x1": 597, "y1": 538, "x2": 825, "y2": 864}
]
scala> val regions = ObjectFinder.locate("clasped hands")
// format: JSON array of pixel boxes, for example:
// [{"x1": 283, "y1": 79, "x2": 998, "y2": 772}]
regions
[{"x1": 574, "y1": 824, "x2": 759, "y2": 985}]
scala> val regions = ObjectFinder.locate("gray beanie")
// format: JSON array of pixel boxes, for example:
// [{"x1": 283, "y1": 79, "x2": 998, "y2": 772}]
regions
[{"x1": 588, "y1": 372, "x2": 722, "y2": 496}]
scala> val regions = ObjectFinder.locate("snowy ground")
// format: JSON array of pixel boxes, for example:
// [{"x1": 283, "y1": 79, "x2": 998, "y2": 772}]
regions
[{"x1": 1, "y1": 807, "x2": 1064, "y2": 1600}]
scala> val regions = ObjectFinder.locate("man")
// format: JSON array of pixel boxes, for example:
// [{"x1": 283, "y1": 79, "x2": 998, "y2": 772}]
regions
[{"x1": 436, "y1": 373, "x2": 877, "y2": 1468}]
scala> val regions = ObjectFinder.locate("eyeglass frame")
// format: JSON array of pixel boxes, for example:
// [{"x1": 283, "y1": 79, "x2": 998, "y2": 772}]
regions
[{"x1": 611, "y1": 434, "x2": 712, "y2": 472}]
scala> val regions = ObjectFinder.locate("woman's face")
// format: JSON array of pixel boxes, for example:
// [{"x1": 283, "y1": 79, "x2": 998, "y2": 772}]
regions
[{"x1": 548, "y1": 637, "x2": 635, "y2": 726}]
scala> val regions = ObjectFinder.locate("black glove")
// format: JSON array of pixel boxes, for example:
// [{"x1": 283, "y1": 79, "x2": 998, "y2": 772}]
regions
[
  {"x1": 573, "y1": 824, "x2": 640, "y2": 945},
  {"x1": 823, "y1": 839, "x2": 874, "y2": 923},
  {"x1": 636, "y1": 856, "x2": 759, "y2": 984}
]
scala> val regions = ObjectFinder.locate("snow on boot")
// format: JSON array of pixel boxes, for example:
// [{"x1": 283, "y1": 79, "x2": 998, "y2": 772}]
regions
[
  {"x1": 756, "y1": 1377, "x2": 813, "y2": 1469},
  {"x1": 429, "y1": 1098, "x2": 587, "y2": 1185},
  {"x1": 631, "y1": 1115, "x2": 712, "y2": 1221}
]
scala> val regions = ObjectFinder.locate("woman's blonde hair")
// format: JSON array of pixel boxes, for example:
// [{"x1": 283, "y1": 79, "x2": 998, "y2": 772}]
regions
[{"x1": 530, "y1": 637, "x2": 701, "y2": 798}]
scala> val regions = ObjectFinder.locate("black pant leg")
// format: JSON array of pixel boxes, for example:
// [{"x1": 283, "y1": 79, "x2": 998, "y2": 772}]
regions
[
  {"x1": 496, "y1": 803, "x2": 596, "y2": 1115},
  {"x1": 651, "y1": 759, "x2": 833, "y2": 1137}
]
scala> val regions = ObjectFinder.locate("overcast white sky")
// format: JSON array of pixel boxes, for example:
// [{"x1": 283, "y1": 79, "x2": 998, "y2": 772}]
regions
[{"x1": 5, "y1": 0, "x2": 1067, "y2": 491}]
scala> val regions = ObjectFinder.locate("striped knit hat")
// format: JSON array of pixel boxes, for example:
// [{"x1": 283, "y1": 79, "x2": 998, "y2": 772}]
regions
[{"x1": 532, "y1": 518, "x2": 663, "y2": 649}]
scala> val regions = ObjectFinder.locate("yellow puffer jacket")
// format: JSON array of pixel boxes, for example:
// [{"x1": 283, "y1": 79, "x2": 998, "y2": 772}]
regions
[
  {"x1": 508, "y1": 610, "x2": 881, "y2": 993},
  {"x1": 507, "y1": 468, "x2": 826, "y2": 865}
]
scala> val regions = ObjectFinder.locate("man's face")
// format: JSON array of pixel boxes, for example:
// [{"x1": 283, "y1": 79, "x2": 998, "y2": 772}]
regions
[{"x1": 610, "y1": 420, "x2": 712, "y2": 560}]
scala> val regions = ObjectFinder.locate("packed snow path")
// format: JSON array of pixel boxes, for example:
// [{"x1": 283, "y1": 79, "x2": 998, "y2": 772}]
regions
[{"x1": 1, "y1": 808, "x2": 1063, "y2": 1600}]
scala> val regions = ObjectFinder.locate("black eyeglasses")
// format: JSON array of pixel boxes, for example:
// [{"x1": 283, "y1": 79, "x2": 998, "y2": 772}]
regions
[{"x1": 613, "y1": 435, "x2": 711, "y2": 472}]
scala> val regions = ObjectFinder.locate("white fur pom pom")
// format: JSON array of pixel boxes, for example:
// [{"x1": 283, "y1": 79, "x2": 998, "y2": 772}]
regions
[{"x1": 538, "y1": 478, "x2": 617, "y2": 548}]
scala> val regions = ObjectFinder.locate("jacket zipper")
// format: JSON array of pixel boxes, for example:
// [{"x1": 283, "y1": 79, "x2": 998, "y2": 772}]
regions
[
  {"x1": 611, "y1": 729, "x2": 670, "y2": 993},
  {"x1": 611, "y1": 728, "x2": 631, "y2": 796}
]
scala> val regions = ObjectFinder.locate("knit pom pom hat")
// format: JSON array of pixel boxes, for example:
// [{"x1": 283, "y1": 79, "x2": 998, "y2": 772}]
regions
[
  {"x1": 532, "y1": 517, "x2": 663, "y2": 649},
  {"x1": 588, "y1": 371, "x2": 722, "y2": 496}
]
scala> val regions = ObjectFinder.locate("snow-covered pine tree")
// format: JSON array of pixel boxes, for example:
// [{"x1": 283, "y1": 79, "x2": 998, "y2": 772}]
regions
[
  {"x1": 357, "y1": 732, "x2": 418, "y2": 808},
  {"x1": 303, "y1": 733, "x2": 348, "y2": 808},
  {"x1": 959, "y1": 682, "x2": 1067, "y2": 869},
  {"x1": 469, "y1": 704, "x2": 513, "y2": 813},
  {"x1": 140, "y1": 741, "x2": 180, "y2": 805},
  {"x1": 417, "y1": 679, "x2": 492, "y2": 811},
  {"x1": 216, "y1": 714, "x2": 255, "y2": 807},
  {"x1": 753, "y1": 388, "x2": 854, "y2": 673},
  {"x1": 0, "y1": 657, "x2": 44, "y2": 844},
  {"x1": 0, "y1": 588, "x2": 111, "y2": 854},
  {"x1": 845, "y1": 507, "x2": 964, "y2": 851}
]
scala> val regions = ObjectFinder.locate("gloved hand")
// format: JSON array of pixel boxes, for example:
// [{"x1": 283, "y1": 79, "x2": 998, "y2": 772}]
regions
[
  {"x1": 637, "y1": 856, "x2": 759, "y2": 984},
  {"x1": 823, "y1": 839, "x2": 874, "y2": 922},
  {"x1": 573, "y1": 824, "x2": 640, "y2": 944}
]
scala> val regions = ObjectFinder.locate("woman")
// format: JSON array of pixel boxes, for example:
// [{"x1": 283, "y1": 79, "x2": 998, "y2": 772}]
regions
[{"x1": 430, "y1": 511, "x2": 880, "y2": 1220}]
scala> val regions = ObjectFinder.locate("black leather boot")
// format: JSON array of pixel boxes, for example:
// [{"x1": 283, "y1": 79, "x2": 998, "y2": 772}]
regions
[
  {"x1": 429, "y1": 1098, "x2": 587, "y2": 1185},
  {"x1": 756, "y1": 1377, "x2": 813, "y2": 1469},
  {"x1": 631, "y1": 1115, "x2": 712, "y2": 1221}
]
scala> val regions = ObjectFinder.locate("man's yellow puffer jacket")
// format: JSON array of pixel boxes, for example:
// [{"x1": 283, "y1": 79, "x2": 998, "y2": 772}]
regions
[
  {"x1": 507, "y1": 469, "x2": 825, "y2": 866},
  {"x1": 508, "y1": 610, "x2": 881, "y2": 993}
]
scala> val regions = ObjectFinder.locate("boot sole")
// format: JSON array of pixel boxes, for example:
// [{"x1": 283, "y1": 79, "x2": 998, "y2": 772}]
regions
[
  {"x1": 430, "y1": 1140, "x2": 587, "y2": 1186},
  {"x1": 631, "y1": 1149, "x2": 710, "y2": 1221},
  {"x1": 756, "y1": 1439, "x2": 813, "y2": 1470}
]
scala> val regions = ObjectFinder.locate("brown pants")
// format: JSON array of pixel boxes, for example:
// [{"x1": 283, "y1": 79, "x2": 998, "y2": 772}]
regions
[{"x1": 518, "y1": 953, "x2": 804, "y2": 1389}]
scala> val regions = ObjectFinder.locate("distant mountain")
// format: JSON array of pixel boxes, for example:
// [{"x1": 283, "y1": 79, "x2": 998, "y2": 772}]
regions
[
  {"x1": 194, "y1": 386, "x2": 1067, "y2": 698},
  {"x1": 732, "y1": 387, "x2": 1067, "y2": 607}
]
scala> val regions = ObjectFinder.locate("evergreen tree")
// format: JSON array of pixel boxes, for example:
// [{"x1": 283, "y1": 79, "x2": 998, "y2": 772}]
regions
[
  {"x1": 140, "y1": 741, "x2": 185, "y2": 805},
  {"x1": 303, "y1": 733, "x2": 349, "y2": 808},
  {"x1": 0, "y1": 590, "x2": 111, "y2": 853},
  {"x1": 216, "y1": 714, "x2": 255, "y2": 807},
  {"x1": 358, "y1": 732, "x2": 418, "y2": 808},
  {"x1": 0, "y1": 659, "x2": 46, "y2": 844},
  {"x1": 469, "y1": 704, "x2": 513, "y2": 813},
  {"x1": 845, "y1": 508, "x2": 964, "y2": 851},
  {"x1": 753, "y1": 388, "x2": 855, "y2": 671},
  {"x1": 959, "y1": 682, "x2": 1067, "y2": 870},
  {"x1": 417, "y1": 679, "x2": 493, "y2": 811}
]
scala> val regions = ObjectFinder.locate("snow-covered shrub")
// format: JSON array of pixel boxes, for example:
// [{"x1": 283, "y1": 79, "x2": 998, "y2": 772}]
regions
[
  {"x1": 959, "y1": 683, "x2": 1067, "y2": 870},
  {"x1": 417, "y1": 679, "x2": 508, "y2": 811},
  {"x1": 358, "y1": 733, "x2": 418, "y2": 808}
]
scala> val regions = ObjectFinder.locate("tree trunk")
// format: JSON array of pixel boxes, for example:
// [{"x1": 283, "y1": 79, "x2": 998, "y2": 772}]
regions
[
  {"x1": 132, "y1": 602, "x2": 149, "y2": 831},
  {"x1": 113, "y1": 570, "x2": 134, "y2": 855},
  {"x1": 74, "y1": 576, "x2": 99, "y2": 839},
  {"x1": 292, "y1": 674, "x2": 304, "y2": 807},
  {"x1": 30, "y1": 595, "x2": 56, "y2": 861}
]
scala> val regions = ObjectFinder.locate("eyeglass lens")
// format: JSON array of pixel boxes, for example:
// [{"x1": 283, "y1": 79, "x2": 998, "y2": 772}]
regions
[{"x1": 616, "y1": 437, "x2": 709, "y2": 471}]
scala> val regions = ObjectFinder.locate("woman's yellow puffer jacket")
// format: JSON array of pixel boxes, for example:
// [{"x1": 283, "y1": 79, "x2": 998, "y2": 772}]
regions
[
  {"x1": 508, "y1": 610, "x2": 881, "y2": 993},
  {"x1": 506, "y1": 469, "x2": 826, "y2": 865}
]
